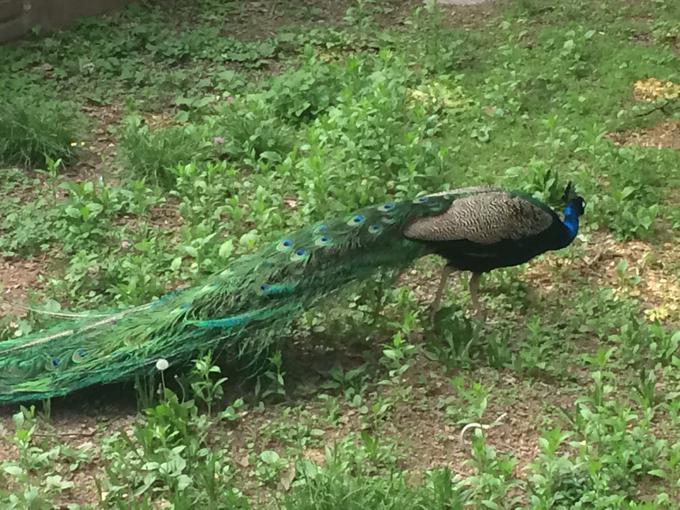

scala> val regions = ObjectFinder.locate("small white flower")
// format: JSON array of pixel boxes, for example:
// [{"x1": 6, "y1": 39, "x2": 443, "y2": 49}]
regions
[{"x1": 155, "y1": 358, "x2": 169, "y2": 371}]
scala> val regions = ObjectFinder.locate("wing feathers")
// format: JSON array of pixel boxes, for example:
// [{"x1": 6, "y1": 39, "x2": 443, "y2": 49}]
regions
[{"x1": 403, "y1": 192, "x2": 554, "y2": 245}]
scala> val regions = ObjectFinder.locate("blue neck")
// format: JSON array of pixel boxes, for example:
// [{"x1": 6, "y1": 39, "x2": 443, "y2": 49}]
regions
[{"x1": 562, "y1": 204, "x2": 580, "y2": 240}]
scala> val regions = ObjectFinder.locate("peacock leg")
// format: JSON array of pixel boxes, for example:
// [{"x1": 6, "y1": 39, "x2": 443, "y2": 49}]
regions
[
  {"x1": 469, "y1": 272, "x2": 485, "y2": 320},
  {"x1": 430, "y1": 265, "x2": 454, "y2": 323}
]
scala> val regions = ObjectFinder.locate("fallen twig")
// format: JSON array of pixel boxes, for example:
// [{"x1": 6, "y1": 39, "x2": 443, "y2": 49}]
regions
[{"x1": 459, "y1": 412, "x2": 508, "y2": 443}]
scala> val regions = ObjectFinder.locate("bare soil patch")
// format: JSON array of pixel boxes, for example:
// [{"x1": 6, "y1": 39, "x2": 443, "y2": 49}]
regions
[
  {"x1": 0, "y1": 256, "x2": 49, "y2": 318},
  {"x1": 527, "y1": 231, "x2": 680, "y2": 324},
  {"x1": 435, "y1": 0, "x2": 502, "y2": 28},
  {"x1": 607, "y1": 120, "x2": 680, "y2": 150},
  {"x1": 67, "y1": 103, "x2": 123, "y2": 185},
  {"x1": 607, "y1": 79, "x2": 680, "y2": 150}
]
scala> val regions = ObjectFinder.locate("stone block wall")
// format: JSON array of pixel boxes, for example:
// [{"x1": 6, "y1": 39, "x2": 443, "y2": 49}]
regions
[{"x1": 0, "y1": 0, "x2": 135, "y2": 43}]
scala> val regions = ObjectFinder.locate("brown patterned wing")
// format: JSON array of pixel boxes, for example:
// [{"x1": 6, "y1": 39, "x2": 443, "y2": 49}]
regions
[
  {"x1": 424, "y1": 186, "x2": 502, "y2": 199},
  {"x1": 403, "y1": 192, "x2": 555, "y2": 245}
]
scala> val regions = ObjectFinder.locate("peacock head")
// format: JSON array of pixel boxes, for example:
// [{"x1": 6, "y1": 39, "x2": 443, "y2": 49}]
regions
[
  {"x1": 561, "y1": 181, "x2": 586, "y2": 217},
  {"x1": 561, "y1": 182, "x2": 585, "y2": 239}
]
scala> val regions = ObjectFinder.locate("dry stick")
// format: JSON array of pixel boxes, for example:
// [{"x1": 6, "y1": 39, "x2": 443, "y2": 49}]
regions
[
  {"x1": 585, "y1": 247, "x2": 607, "y2": 267},
  {"x1": 2, "y1": 301, "x2": 109, "y2": 319},
  {"x1": 459, "y1": 412, "x2": 508, "y2": 444},
  {"x1": 33, "y1": 430, "x2": 97, "y2": 438}
]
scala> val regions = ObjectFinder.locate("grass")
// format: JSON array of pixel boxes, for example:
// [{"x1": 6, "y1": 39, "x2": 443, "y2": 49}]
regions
[
  {"x1": 0, "y1": 0, "x2": 679, "y2": 508},
  {"x1": 0, "y1": 91, "x2": 86, "y2": 168}
]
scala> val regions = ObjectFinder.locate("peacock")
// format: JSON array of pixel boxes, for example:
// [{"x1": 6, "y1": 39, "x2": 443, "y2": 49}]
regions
[
  {"x1": 0, "y1": 184, "x2": 585, "y2": 404},
  {"x1": 405, "y1": 183, "x2": 585, "y2": 320}
]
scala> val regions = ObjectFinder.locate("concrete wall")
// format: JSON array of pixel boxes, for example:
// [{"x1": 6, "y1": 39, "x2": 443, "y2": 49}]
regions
[{"x1": 0, "y1": 0, "x2": 135, "y2": 43}]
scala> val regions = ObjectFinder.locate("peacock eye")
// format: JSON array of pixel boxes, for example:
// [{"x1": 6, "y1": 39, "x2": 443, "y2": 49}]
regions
[
  {"x1": 347, "y1": 214, "x2": 366, "y2": 227},
  {"x1": 277, "y1": 239, "x2": 294, "y2": 252},
  {"x1": 315, "y1": 235, "x2": 333, "y2": 247},
  {"x1": 290, "y1": 247, "x2": 309, "y2": 262},
  {"x1": 72, "y1": 348, "x2": 88, "y2": 363}
]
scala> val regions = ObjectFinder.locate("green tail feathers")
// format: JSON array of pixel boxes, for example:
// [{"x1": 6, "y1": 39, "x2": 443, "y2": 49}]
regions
[{"x1": 0, "y1": 194, "x2": 457, "y2": 404}]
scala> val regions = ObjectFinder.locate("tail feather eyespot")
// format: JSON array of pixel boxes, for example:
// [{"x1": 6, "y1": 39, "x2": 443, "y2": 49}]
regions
[
  {"x1": 72, "y1": 348, "x2": 88, "y2": 363},
  {"x1": 347, "y1": 214, "x2": 366, "y2": 227},
  {"x1": 276, "y1": 239, "x2": 294, "y2": 252},
  {"x1": 315, "y1": 235, "x2": 333, "y2": 247},
  {"x1": 291, "y1": 248, "x2": 309, "y2": 262},
  {"x1": 46, "y1": 357, "x2": 62, "y2": 370}
]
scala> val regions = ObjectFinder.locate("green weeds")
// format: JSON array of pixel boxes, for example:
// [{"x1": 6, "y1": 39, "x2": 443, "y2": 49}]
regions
[
  {"x1": 0, "y1": 0, "x2": 679, "y2": 508},
  {"x1": 0, "y1": 91, "x2": 86, "y2": 168}
]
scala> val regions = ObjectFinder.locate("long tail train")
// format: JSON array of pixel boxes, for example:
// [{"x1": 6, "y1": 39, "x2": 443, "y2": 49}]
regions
[{"x1": 0, "y1": 194, "x2": 458, "y2": 404}]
